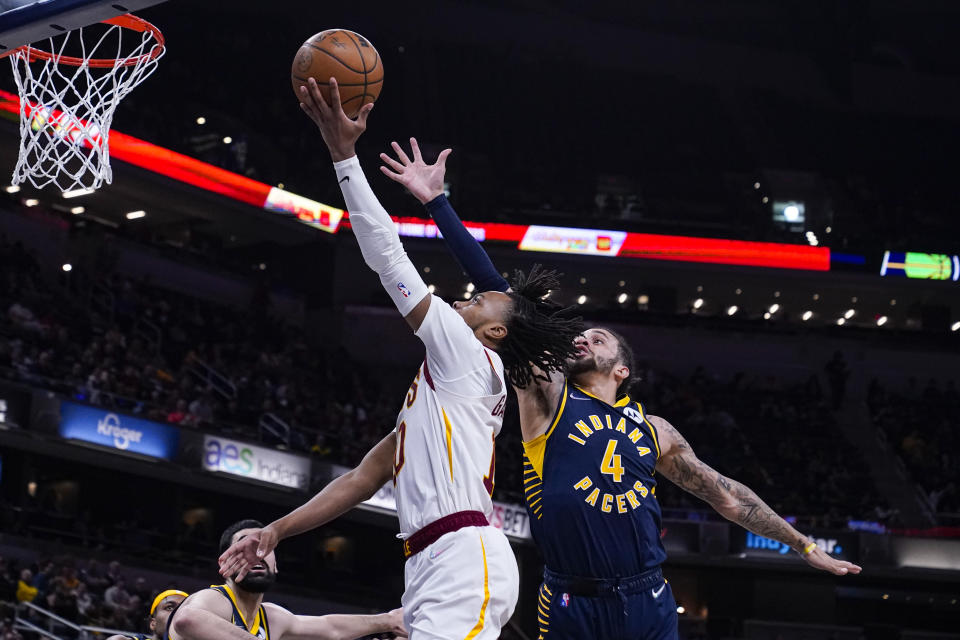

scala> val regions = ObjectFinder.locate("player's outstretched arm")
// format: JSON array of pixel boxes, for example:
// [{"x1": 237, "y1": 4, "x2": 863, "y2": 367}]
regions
[
  {"x1": 264, "y1": 603, "x2": 407, "y2": 640},
  {"x1": 380, "y1": 138, "x2": 509, "y2": 294},
  {"x1": 218, "y1": 433, "x2": 395, "y2": 581},
  {"x1": 651, "y1": 415, "x2": 863, "y2": 577},
  {"x1": 299, "y1": 78, "x2": 432, "y2": 331},
  {"x1": 169, "y1": 591, "x2": 256, "y2": 640}
]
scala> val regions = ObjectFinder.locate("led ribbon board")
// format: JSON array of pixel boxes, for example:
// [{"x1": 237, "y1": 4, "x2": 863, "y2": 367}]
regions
[
  {"x1": 880, "y1": 251, "x2": 959, "y2": 281},
  {"x1": 0, "y1": 89, "x2": 830, "y2": 271}
]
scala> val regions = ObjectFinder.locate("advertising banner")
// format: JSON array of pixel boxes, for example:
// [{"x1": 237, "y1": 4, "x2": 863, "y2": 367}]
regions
[
  {"x1": 59, "y1": 401, "x2": 179, "y2": 459},
  {"x1": 328, "y1": 465, "x2": 532, "y2": 541},
  {"x1": 202, "y1": 435, "x2": 310, "y2": 491},
  {"x1": 733, "y1": 529, "x2": 858, "y2": 563}
]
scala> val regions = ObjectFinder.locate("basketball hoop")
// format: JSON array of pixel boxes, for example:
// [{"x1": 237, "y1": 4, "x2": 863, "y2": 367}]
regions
[{"x1": 5, "y1": 14, "x2": 164, "y2": 191}]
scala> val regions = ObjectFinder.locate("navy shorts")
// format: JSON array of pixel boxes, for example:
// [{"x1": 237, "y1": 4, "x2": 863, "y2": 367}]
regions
[{"x1": 536, "y1": 566, "x2": 678, "y2": 640}]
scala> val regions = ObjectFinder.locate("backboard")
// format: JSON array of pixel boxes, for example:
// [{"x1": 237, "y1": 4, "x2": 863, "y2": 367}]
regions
[{"x1": 0, "y1": 0, "x2": 168, "y2": 54}]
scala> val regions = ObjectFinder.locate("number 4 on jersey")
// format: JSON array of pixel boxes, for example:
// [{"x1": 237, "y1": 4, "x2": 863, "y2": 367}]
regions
[{"x1": 600, "y1": 439, "x2": 624, "y2": 483}]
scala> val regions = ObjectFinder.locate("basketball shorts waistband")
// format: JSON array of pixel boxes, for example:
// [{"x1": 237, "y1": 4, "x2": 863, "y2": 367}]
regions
[
  {"x1": 543, "y1": 566, "x2": 664, "y2": 597},
  {"x1": 402, "y1": 510, "x2": 488, "y2": 558}
]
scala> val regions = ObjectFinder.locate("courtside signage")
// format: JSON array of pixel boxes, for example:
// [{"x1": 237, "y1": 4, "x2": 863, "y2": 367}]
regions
[
  {"x1": 738, "y1": 531, "x2": 856, "y2": 562},
  {"x1": 59, "y1": 401, "x2": 179, "y2": 459},
  {"x1": 203, "y1": 435, "x2": 310, "y2": 491},
  {"x1": 330, "y1": 466, "x2": 533, "y2": 541}
]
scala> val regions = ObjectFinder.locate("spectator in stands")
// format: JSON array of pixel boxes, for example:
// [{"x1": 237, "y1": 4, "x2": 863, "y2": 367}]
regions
[
  {"x1": 15, "y1": 570, "x2": 36, "y2": 604},
  {"x1": 80, "y1": 559, "x2": 110, "y2": 595},
  {"x1": 825, "y1": 351, "x2": 850, "y2": 410},
  {"x1": 105, "y1": 578, "x2": 135, "y2": 618}
]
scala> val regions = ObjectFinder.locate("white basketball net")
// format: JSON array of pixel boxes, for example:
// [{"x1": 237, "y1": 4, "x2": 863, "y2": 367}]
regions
[{"x1": 8, "y1": 18, "x2": 164, "y2": 191}]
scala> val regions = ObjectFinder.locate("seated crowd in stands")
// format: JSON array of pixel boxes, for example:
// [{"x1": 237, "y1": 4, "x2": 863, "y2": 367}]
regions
[
  {"x1": 0, "y1": 233, "x2": 918, "y2": 529},
  {"x1": 0, "y1": 553, "x2": 164, "y2": 635},
  {"x1": 869, "y1": 377, "x2": 959, "y2": 516}
]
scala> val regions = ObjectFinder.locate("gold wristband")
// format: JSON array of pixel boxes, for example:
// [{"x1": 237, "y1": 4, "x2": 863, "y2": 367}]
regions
[{"x1": 802, "y1": 542, "x2": 817, "y2": 555}]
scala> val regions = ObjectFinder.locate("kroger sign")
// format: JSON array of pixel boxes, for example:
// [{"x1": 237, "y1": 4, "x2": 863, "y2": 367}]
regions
[{"x1": 59, "y1": 402, "x2": 180, "y2": 459}]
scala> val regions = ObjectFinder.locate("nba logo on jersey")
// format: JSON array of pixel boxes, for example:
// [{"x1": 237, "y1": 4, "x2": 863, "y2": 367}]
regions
[
  {"x1": 560, "y1": 593, "x2": 570, "y2": 608},
  {"x1": 397, "y1": 281, "x2": 411, "y2": 298}
]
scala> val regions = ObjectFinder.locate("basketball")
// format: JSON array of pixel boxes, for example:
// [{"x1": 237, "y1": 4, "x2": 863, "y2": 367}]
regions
[{"x1": 291, "y1": 29, "x2": 383, "y2": 119}]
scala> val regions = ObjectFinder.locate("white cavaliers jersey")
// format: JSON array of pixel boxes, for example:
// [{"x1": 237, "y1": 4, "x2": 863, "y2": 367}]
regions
[{"x1": 392, "y1": 295, "x2": 508, "y2": 537}]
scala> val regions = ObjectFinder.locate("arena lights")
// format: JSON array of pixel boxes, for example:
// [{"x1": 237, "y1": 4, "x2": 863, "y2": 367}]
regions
[
  {"x1": 577, "y1": 295, "x2": 587, "y2": 305},
  {"x1": 890, "y1": 299, "x2": 897, "y2": 306},
  {"x1": 952, "y1": 321, "x2": 960, "y2": 332},
  {"x1": 23, "y1": 198, "x2": 38, "y2": 207},
  {"x1": 844, "y1": 309, "x2": 856, "y2": 319},
  {"x1": 877, "y1": 316, "x2": 888, "y2": 326},
  {"x1": 638, "y1": 294, "x2": 649, "y2": 305},
  {"x1": 428, "y1": 284, "x2": 436, "y2": 294},
  {"x1": 125, "y1": 210, "x2": 146, "y2": 220},
  {"x1": 773, "y1": 290, "x2": 781, "y2": 297},
  {"x1": 802, "y1": 310, "x2": 813, "y2": 321},
  {"x1": 196, "y1": 116, "x2": 206, "y2": 125},
  {"x1": 61, "y1": 263, "x2": 72, "y2": 272},
  {"x1": 726, "y1": 305, "x2": 738, "y2": 316},
  {"x1": 462, "y1": 291, "x2": 471, "y2": 299},
  {"x1": 466, "y1": 283, "x2": 475, "y2": 293},
  {"x1": 617, "y1": 293, "x2": 628, "y2": 304},
  {"x1": 61, "y1": 187, "x2": 94, "y2": 198},
  {"x1": 5, "y1": 185, "x2": 19, "y2": 193},
  {"x1": 768, "y1": 303, "x2": 780, "y2": 314},
  {"x1": 618, "y1": 280, "x2": 626, "y2": 287},
  {"x1": 676, "y1": 606, "x2": 686, "y2": 615},
  {"x1": 70, "y1": 206, "x2": 84, "y2": 214},
  {"x1": 693, "y1": 298, "x2": 704, "y2": 309},
  {"x1": 837, "y1": 318, "x2": 846, "y2": 326},
  {"x1": 222, "y1": 136, "x2": 233, "y2": 144},
  {"x1": 735, "y1": 288, "x2": 742, "y2": 295},
  {"x1": 763, "y1": 312, "x2": 771, "y2": 320}
]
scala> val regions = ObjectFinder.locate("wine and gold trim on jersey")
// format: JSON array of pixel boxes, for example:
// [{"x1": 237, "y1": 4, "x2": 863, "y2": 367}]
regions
[
  {"x1": 442, "y1": 408, "x2": 455, "y2": 481},
  {"x1": 536, "y1": 583, "x2": 553, "y2": 638},
  {"x1": 463, "y1": 534, "x2": 491, "y2": 639}
]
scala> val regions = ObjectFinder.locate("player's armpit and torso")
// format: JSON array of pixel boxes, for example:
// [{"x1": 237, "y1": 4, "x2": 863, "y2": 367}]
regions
[
  {"x1": 393, "y1": 295, "x2": 507, "y2": 536},
  {"x1": 166, "y1": 585, "x2": 270, "y2": 640},
  {"x1": 522, "y1": 379, "x2": 668, "y2": 578}
]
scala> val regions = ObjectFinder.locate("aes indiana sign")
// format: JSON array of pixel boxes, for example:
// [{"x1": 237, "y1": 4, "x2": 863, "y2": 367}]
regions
[{"x1": 202, "y1": 435, "x2": 310, "y2": 491}]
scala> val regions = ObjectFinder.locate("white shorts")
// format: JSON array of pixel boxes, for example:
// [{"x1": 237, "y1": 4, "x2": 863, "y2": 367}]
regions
[{"x1": 402, "y1": 524, "x2": 519, "y2": 640}]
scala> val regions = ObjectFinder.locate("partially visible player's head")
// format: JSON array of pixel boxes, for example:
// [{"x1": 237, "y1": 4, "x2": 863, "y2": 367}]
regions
[
  {"x1": 149, "y1": 590, "x2": 187, "y2": 639},
  {"x1": 219, "y1": 520, "x2": 277, "y2": 594},
  {"x1": 453, "y1": 265, "x2": 583, "y2": 388},
  {"x1": 567, "y1": 327, "x2": 635, "y2": 398}
]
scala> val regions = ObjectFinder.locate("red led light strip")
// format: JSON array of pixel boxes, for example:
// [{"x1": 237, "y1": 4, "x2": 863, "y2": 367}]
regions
[{"x1": 0, "y1": 89, "x2": 830, "y2": 271}]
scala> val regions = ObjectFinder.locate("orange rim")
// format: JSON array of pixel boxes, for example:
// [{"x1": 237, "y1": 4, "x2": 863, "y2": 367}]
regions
[{"x1": 7, "y1": 14, "x2": 164, "y2": 68}]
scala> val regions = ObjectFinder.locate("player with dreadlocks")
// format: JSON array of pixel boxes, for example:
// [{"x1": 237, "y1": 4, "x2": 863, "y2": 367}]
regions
[
  {"x1": 218, "y1": 78, "x2": 583, "y2": 640},
  {"x1": 377, "y1": 137, "x2": 863, "y2": 640}
]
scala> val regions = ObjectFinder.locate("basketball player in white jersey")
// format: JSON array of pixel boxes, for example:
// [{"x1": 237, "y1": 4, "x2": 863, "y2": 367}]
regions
[{"x1": 218, "y1": 78, "x2": 582, "y2": 640}]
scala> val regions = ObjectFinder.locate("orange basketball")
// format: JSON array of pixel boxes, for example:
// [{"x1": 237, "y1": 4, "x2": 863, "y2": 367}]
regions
[{"x1": 291, "y1": 29, "x2": 383, "y2": 119}]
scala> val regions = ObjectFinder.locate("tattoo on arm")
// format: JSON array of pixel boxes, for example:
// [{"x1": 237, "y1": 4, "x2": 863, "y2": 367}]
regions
[{"x1": 653, "y1": 416, "x2": 807, "y2": 551}]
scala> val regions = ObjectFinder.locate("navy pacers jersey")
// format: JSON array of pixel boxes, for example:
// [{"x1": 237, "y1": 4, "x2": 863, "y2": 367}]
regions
[
  {"x1": 523, "y1": 379, "x2": 667, "y2": 578},
  {"x1": 166, "y1": 585, "x2": 269, "y2": 640}
]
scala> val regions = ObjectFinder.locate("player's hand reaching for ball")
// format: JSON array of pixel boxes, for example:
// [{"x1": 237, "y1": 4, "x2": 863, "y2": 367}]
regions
[
  {"x1": 379, "y1": 138, "x2": 452, "y2": 205},
  {"x1": 801, "y1": 545, "x2": 862, "y2": 576},
  {"x1": 299, "y1": 77, "x2": 373, "y2": 162},
  {"x1": 217, "y1": 525, "x2": 280, "y2": 582}
]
